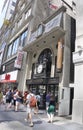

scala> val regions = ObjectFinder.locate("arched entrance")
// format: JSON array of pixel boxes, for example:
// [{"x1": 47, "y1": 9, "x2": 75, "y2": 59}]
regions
[
  {"x1": 27, "y1": 48, "x2": 59, "y2": 109},
  {"x1": 38, "y1": 48, "x2": 52, "y2": 77}
]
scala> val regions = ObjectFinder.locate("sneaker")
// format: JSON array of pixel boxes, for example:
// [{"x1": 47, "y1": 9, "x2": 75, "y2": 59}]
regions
[
  {"x1": 25, "y1": 118, "x2": 28, "y2": 122},
  {"x1": 48, "y1": 120, "x2": 51, "y2": 123},
  {"x1": 29, "y1": 123, "x2": 34, "y2": 127}
]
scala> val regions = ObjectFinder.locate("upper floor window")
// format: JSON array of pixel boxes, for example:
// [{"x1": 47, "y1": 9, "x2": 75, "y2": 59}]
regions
[
  {"x1": 12, "y1": 1, "x2": 16, "y2": 7},
  {"x1": 11, "y1": 26, "x2": 15, "y2": 35},
  {"x1": 21, "y1": 3, "x2": 25, "y2": 10},
  {"x1": 20, "y1": 29, "x2": 28, "y2": 47},
  {"x1": 7, "y1": 43, "x2": 12, "y2": 59},
  {"x1": 4, "y1": 29, "x2": 9, "y2": 38},
  {"x1": 25, "y1": 8, "x2": 31, "y2": 20},
  {"x1": 17, "y1": 17, "x2": 22, "y2": 28},
  {"x1": 38, "y1": 48, "x2": 52, "y2": 63},
  {"x1": 12, "y1": 37, "x2": 20, "y2": 55},
  {"x1": 10, "y1": 9, "x2": 14, "y2": 14}
]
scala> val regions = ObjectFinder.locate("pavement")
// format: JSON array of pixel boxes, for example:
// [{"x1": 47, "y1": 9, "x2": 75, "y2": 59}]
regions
[
  {"x1": 0, "y1": 104, "x2": 83, "y2": 130},
  {"x1": 33, "y1": 110, "x2": 83, "y2": 130},
  {"x1": 33, "y1": 109, "x2": 83, "y2": 130}
]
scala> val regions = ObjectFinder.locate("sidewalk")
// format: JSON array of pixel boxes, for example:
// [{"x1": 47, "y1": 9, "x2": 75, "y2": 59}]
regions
[
  {"x1": 33, "y1": 110, "x2": 83, "y2": 130},
  {"x1": 36, "y1": 110, "x2": 72, "y2": 125},
  {"x1": 0, "y1": 104, "x2": 83, "y2": 130}
]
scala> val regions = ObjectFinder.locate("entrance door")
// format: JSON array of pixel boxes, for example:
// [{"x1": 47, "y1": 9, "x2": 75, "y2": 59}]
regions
[
  {"x1": 29, "y1": 85, "x2": 46, "y2": 109},
  {"x1": 69, "y1": 87, "x2": 74, "y2": 115},
  {"x1": 29, "y1": 85, "x2": 59, "y2": 109}
]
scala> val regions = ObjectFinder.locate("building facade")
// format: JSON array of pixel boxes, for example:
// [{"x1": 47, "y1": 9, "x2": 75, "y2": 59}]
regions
[
  {"x1": 0, "y1": 0, "x2": 17, "y2": 28},
  {"x1": 72, "y1": 0, "x2": 83, "y2": 124},
  {"x1": 0, "y1": 0, "x2": 76, "y2": 115}
]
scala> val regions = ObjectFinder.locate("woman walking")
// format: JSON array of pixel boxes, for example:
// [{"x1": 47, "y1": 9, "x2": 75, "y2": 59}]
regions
[{"x1": 47, "y1": 95, "x2": 55, "y2": 123}]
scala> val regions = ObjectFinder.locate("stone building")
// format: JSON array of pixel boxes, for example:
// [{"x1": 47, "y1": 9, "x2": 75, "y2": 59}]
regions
[
  {"x1": 0, "y1": 0, "x2": 17, "y2": 28},
  {"x1": 72, "y1": 0, "x2": 83, "y2": 124},
  {"x1": 0, "y1": 0, "x2": 76, "y2": 115}
]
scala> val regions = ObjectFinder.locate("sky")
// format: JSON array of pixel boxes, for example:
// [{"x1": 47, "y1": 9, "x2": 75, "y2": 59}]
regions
[
  {"x1": 0, "y1": 0, "x2": 5, "y2": 28},
  {"x1": 0, "y1": 0, "x2": 5, "y2": 15}
]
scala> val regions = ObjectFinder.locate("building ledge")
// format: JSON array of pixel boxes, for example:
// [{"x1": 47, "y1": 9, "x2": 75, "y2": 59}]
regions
[
  {"x1": 73, "y1": 50, "x2": 83, "y2": 64},
  {"x1": 23, "y1": 26, "x2": 65, "y2": 52}
]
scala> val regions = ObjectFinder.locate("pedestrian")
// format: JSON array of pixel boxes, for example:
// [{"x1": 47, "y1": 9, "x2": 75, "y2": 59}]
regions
[
  {"x1": 2, "y1": 91, "x2": 6, "y2": 105},
  {"x1": 0, "y1": 89, "x2": 3, "y2": 104},
  {"x1": 47, "y1": 95, "x2": 55, "y2": 123},
  {"x1": 14, "y1": 90, "x2": 22, "y2": 111},
  {"x1": 13, "y1": 89, "x2": 17, "y2": 111},
  {"x1": 23, "y1": 91, "x2": 28, "y2": 104},
  {"x1": 36, "y1": 92, "x2": 41, "y2": 112},
  {"x1": 25, "y1": 90, "x2": 37, "y2": 127},
  {"x1": 5, "y1": 89, "x2": 13, "y2": 110},
  {"x1": 46, "y1": 92, "x2": 51, "y2": 110}
]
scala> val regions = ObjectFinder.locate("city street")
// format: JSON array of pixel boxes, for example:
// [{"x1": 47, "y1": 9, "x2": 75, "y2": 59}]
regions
[
  {"x1": 0, "y1": 104, "x2": 51, "y2": 130},
  {"x1": 0, "y1": 104, "x2": 32, "y2": 130},
  {"x1": 0, "y1": 104, "x2": 83, "y2": 130}
]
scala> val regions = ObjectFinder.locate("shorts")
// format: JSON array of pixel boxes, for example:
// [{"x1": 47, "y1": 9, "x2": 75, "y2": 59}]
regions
[
  {"x1": 6, "y1": 99, "x2": 11, "y2": 103},
  {"x1": 14, "y1": 100, "x2": 16, "y2": 106},
  {"x1": 26, "y1": 106, "x2": 34, "y2": 114},
  {"x1": 48, "y1": 105, "x2": 55, "y2": 114}
]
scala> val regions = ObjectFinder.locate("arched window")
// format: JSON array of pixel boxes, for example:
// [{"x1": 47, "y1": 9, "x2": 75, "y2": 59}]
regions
[
  {"x1": 38, "y1": 48, "x2": 52, "y2": 64},
  {"x1": 38, "y1": 48, "x2": 52, "y2": 77}
]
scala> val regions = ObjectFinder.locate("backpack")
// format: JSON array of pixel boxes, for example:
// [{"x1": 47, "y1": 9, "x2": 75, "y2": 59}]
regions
[{"x1": 29, "y1": 95, "x2": 37, "y2": 108}]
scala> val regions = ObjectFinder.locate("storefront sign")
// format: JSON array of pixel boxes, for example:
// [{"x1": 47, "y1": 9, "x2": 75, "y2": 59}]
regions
[
  {"x1": 29, "y1": 12, "x2": 63, "y2": 44},
  {"x1": 26, "y1": 77, "x2": 59, "y2": 85},
  {"x1": 44, "y1": 12, "x2": 63, "y2": 33},
  {"x1": 14, "y1": 51, "x2": 24, "y2": 69},
  {"x1": 0, "y1": 70, "x2": 18, "y2": 83}
]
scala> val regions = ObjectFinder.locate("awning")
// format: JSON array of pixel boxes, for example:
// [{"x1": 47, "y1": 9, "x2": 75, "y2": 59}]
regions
[
  {"x1": 0, "y1": 70, "x2": 18, "y2": 83},
  {"x1": 0, "y1": 80, "x2": 16, "y2": 83}
]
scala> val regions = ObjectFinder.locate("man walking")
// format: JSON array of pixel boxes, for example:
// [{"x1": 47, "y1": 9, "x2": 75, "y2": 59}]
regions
[{"x1": 25, "y1": 90, "x2": 37, "y2": 127}]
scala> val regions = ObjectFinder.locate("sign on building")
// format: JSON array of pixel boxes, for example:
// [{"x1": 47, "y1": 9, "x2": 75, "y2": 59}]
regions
[{"x1": 14, "y1": 50, "x2": 24, "y2": 69}]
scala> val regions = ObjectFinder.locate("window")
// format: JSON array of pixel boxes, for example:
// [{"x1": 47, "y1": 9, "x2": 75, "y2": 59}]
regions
[
  {"x1": 11, "y1": 26, "x2": 15, "y2": 34},
  {"x1": 20, "y1": 29, "x2": 28, "y2": 47},
  {"x1": 12, "y1": 1, "x2": 16, "y2": 7},
  {"x1": 38, "y1": 48, "x2": 52, "y2": 63},
  {"x1": 4, "y1": 29, "x2": 9, "y2": 37},
  {"x1": 7, "y1": 44, "x2": 12, "y2": 58},
  {"x1": 21, "y1": 3, "x2": 25, "y2": 10},
  {"x1": 10, "y1": 9, "x2": 14, "y2": 14},
  {"x1": 17, "y1": 17, "x2": 22, "y2": 28},
  {"x1": 12, "y1": 37, "x2": 19, "y2": 55},
  {"x1": 37, "y1": 24, "x2": 44, "y2": 37},
  {"x1": 25, "y1": 8, "x2": 31, "y2": 19}
]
